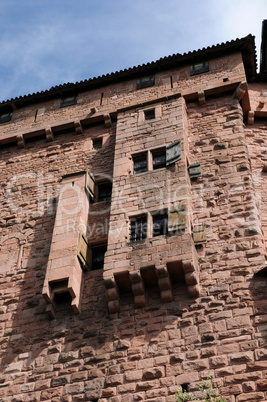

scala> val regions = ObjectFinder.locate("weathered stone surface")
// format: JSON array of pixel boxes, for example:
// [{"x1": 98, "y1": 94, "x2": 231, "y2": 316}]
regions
[{"x1": 0, "y1": 31, "x2": 266, "y2": 402}]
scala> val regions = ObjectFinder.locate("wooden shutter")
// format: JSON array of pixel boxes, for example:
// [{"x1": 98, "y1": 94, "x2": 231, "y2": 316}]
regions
[
  {"x1": 192, "y1": 226, "x2": 207, "y2": 245},
  {"x1": 166, "y1": 141, "x2": 181, "y2": 166},
  {"x1": 77, "y1": 233, "x2": 92, "y2": 271},
  {"x1": 168, "y1": 204, "x2": 187, "y2": 232},
  {"x1": 85, "y1": 171, "x2": 98, "y2": 202},
  {"x1": 188, "y1": 163, "x2": 201, "y2": 179}
]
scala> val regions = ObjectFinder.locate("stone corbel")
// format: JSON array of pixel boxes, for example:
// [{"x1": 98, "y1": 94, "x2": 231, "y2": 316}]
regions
[
  {"x1": 104, "y1": 114, "x2": 112, "y2": 128},
  {"x1": 104, "y1": 276, "x2": 120, "y2": 313},
  {"x1": 198, "y1": 91, "x2": 205, "y2": 106},
  {"x1": 130, "y1": 271, "x2": 146, "y2": 308},
  {"x1": 45, "y1": 128, "x2": 54, "y2": 142},
  {"x1": 182, "y1": 260, "x2": 200, "y2": 298},
  {"x1": 156, "y1": 265, "x2": 173, "y2": 303},
  {"x1": 233, "y1": 81, "x2": 246, "y2": 101},
  {"x1": 248, "y1": 111, "x2": 254, "y2": 125},
  {"x1": 74, "y1": 120, "x2": 83, "y2": 135},
  {"x1": 17, "y1": 134, "x2": 25, "y2": 149},
  {"x1": 90, "y1": 107, "x2": 97, "y2": 114}
]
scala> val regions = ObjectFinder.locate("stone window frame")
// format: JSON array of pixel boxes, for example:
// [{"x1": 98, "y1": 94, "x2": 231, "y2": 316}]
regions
[
  {"x1": 132, "y1": 141, "x2": 181, "y2": 174},
  {"x1": 138, "y1": 105, "x2": 162, "y2": 123},
  {"x1": 129, "y1": 207, "x2": 186, "y2": 241}
]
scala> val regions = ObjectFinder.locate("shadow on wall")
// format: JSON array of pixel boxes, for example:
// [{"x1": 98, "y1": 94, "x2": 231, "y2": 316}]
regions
[
  {"x1": 0, "y1": 197, "x2": 192, "y2": 400},
  {"x1": 0, "y1": 131, "x2": 195, "y2": 401}
]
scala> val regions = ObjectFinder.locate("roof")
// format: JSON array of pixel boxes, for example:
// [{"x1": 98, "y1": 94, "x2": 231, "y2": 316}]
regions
[{"x1": 0, "y1": 34, "x2": 257, "y2": 110}]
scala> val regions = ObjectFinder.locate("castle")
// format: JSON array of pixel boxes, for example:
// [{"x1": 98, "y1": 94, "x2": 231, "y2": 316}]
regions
[{"x1": 1, "y1": 21, "x2": 267, "y2": 402}]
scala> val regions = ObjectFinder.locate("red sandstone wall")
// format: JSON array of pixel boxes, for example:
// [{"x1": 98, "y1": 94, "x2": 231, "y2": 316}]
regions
[{"x1": 0, "y1": 51, "x2": 267, "y2": 402}]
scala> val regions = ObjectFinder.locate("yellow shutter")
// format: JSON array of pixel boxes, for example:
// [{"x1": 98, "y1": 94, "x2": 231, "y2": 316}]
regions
[
  {"x1": 85, "y1": 170, "x2": 98, "y2": 202},
  {"x1": 168, "y1": 204, "x2": 187, "y2": 232},
  {"x1": 192, "y1": 226, "x2": 207, "y2": 245},
  {"x1": 77, "y1": 233, "x2": 92, "y2": 270}
]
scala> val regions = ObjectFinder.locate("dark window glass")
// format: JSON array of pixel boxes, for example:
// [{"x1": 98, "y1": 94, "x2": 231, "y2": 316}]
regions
[
  {"x1": 60, "y1": 95, "x2": 77, "y2": 107},
  {"x1": 130, "y1": 216, "x2": 147, "y2": 242},
  {"x1": 153, "y1": 214, "x2": 168, "y2": 237},
  {"x1": 136, "y1": 76, "x2": 155, "y2": 90},
  {"x1": 0, "y1": 112, "x2": 12, "y2": 124},
  {"x1": 133, "y1": 153, "x2": 147, "y2": 174},
  {"x1": 91, "y1": 246, "x2": 107, "y2": 270},
  {"x1": 190, "y1": 62, "x2": 209, "y2": 76},
  {"x1": 93, "y1": 138, "x2": 103, "y2": 150},
  {"x1": 152, "y1": 148, "x2": 166, "y2": 170},
  {"x1": 98, "y1": 183, "x2": 112, "y2": 202},
  {"x1": 144, "y1": 108, "x2": 155, "y2": 120}
]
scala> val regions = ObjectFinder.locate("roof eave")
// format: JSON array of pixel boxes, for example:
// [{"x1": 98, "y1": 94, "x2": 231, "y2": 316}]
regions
[{"x1": 0, "y1": 35, "x2": 257, "y2": 109}]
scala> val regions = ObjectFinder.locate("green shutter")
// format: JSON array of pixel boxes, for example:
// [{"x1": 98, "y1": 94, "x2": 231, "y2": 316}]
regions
[{"x1": 166, "y1": 141, "x2": 182, "y2": 166}]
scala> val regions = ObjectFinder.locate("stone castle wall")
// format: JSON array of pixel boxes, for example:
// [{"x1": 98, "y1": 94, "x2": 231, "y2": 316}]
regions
[{"x1": 0, "y1": 49, "x2": 267, "y2": 402}]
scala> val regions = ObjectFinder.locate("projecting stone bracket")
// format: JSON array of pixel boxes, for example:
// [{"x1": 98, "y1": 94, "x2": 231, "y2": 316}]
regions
[
  {"x1": 233, "y1": 81, "x2": 247, "y2": 101},
  {"x1": 104, "y1": 276, "x2": 120, "y2": 313},
  {"x1": 17, "y1": 134, "x2": 25, "y2": 149},
  {"x1": 104, "y1": 257, "x2": 200, "y2": 313},
  {"x1": 74, "y1": 120, "x2": 83, "y2": 135},
  {"x1": 182, "y1": 260, "x2": 200, "y2": 298},
  {"x1": 156, "y1": 265, "x2": 173, "y2": 303},
  {"x1": 42, "y1": 262, "x2": 83, "y2": 319},
  {"x1": 45, "y1": 128, "x2": 54, "y2": 142},
  {"x1": 130, "y1": 271, "x2": 146, "y2": 308},
  {"x1": 104, "y1": 114, "x2": 112, "y2": 128},
  {"x1": 198, "y1": 91, "x2": 205, "y2": 106},
  {"x1": 248, "y1": 110, "x2": 254, "y2": 125}
]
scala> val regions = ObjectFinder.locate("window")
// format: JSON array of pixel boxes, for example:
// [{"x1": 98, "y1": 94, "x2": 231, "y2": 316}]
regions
[
  {"x1": 144, "y1": 108, "x2": 155, "y2": 120},
  {"x1": 132, "y1": 141, "x2": 181, "y2": 175},
  {"x1": 85, "y1": 171, "x2": 112, "y2": 203},
  {"x1": 153, "y1": 141, "x2": 182, "y2": 169},
  {"x1": 93, "y1": 138, "x2": 103, "y2": 150},
  {"x1": 153, "y1": 213, "x2": 168, "y2": 237},
  {"x1": 136, "y1": 76, "x2": 155, "y2": 90},
  {"x1": 130, "y1": 216, "x2": 147, "y2": 242},
  {"x1": 91, "y1": 244, "x2": 107, "y2": 270},
  {"x1": 190, "y1": 62, "x2": 209, "y2": 76},
  {"x1": 153, "y1": 206, "x2": 187, "y2": 237},
  {"x1": 0, "y1": 111, "x2": 12, "y2": 124},
  {"x1": 152, "y1": 148, "x2": 166, "y2": 170},
  {"x1": 60, "y1": 94, "x2": 77, "y2": 108},
  {"x1": 133, "y1": 153, "x2": 147, "y2": 174},
  {"x1": 98, "y1": 182, "x2": 112, "y2": 202}
]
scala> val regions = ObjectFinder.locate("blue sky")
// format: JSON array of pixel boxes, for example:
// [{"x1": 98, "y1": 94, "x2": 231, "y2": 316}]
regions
[{"x1": 0, "y1": 0, "x2": 266, "y2": 102}]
